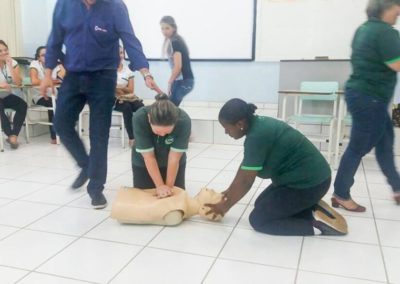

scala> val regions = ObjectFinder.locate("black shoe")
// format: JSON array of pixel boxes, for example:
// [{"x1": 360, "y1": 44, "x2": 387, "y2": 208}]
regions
[
  {"x1": 91, "y1": 193, "x2": 107, "y2": 210},
  {"x1": 313, "y1": 200, "x2": 348, "y2": 236},
  {"x1": 71, "y1": 170, "x2": 88, "y2": 190}
]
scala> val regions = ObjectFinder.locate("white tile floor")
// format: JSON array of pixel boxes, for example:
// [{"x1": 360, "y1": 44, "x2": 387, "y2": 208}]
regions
[{"x1": 0, "y1": 135, "x2": 400, "y2": 284}]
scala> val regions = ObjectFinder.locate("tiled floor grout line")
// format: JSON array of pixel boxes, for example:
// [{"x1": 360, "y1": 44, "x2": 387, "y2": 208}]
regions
[
  {"x1": 293, "y1": 237, "x2": 305, "y2": 284},
  {"x1": 16, "y1": 270, "x2": 99, "y2": 284},
  {"x1": 2, "y1": 184, "x2": 114, "y2": 283},
  {"x1": 0, "y1": 142, "x2": 227, "y2": 248},
  {"x1": 2, "y1": 138, "x2": 399, "y2": 283},
  {"x1": 106, "y1": 226, "x2": 168, "y2": 284},
  {"x1": 200, "y1": 183, "x2": 256, "y2": 283},
  {"x1": 361, "y1": 161, "x2": 392, "y2": 284},
  {"x1": 297, "y1": 268, "x2": 388, "y2": 284}
]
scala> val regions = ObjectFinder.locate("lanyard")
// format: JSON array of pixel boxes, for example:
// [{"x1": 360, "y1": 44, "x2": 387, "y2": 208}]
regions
[{"x1": 0, "y1": 64, "x2": 12, "y2": 84}]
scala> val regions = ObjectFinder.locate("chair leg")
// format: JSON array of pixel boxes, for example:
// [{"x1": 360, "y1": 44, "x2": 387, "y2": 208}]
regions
[
  {"x1": 25, "y1": 119, "x2": 30, "y2": 144},
  {"x1": 334, "y1": 119, "x2": 343, "y2": 169},
  {"x1": 78, "y1": 112, "x2": 83, "y2": 138},
  {"x1": 327, "y1": 120, "x2": 335, "y2": 166},
  {"x1": 0, "y1": 130, "x2": 4, "y2": 152},
  {"x1": 121, "y1": 116, "x2": 125, "y2": 149}
]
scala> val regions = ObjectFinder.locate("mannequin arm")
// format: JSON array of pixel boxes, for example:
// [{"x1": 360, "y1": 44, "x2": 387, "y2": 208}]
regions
[{"x1": 166, "y1": 151, "x2": 183, "y2": 188}]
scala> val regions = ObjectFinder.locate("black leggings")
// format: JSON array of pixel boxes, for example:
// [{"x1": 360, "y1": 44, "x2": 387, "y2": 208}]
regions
[
  {"x1": 0, "y1": 94, "x2": 27, "y2": 136},
  {"x1": 249, "y1": 177, "x2": 331, "y2": 236},
  {"x1": 114, "y1": 100, "x2": 144, "y2": 140},
  {"x1": 132, "y1": 163, "x2": 186, "y2": 189},
  {"x1": 36, "y1": 97, "x2": 56, "y2": 140}
]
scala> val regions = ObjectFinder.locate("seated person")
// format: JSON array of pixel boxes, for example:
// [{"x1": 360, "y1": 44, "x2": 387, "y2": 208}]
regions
[
  {"x1": 0, "y1": 40, "x2": 27, "y2": 149},
  {"x1": 114, "y1": 46, "x2": 144, "y2": 148},
  {"x1": 30, "y1": 46, "x2": 65, "y2": 144},
  {"x1": 111, "y1": 187, "x2": 223, "y2": 225}
]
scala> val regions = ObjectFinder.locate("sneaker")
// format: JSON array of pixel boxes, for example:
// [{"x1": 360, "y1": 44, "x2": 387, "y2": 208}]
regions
[
  {"x1": 313, "y1": 200, "x2": 348, "y2": 236},
  {"x1": 91, "y1": 193, "x2": 107, "y2": 210},
  {"x1": 71, "y1": 170, "x2": 88, "y2": 190}
]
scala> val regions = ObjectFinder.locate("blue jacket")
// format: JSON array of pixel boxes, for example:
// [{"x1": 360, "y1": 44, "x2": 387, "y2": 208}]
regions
[{"x1": 45, "y1": 0, "x2": 149, "y2": 72}]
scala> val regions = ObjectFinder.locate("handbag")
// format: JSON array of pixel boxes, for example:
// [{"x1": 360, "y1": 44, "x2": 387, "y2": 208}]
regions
[
  {"x1": 392, "y1": 104, "x2": 400, "y2": 128},
  {"x1": 116, "y1": 94, "x2": 142, "y2": 103}
]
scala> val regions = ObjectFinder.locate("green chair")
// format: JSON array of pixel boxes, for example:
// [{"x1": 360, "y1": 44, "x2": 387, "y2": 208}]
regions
[{"x1": 287, "y1": 81, "x2": 339, "y2": 165}]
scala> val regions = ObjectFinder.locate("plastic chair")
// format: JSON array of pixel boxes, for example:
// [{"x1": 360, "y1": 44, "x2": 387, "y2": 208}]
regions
[
  {"x1": 79, "y1": 106, "x2": 126, "y2": 148},
  {"x1": 287, "y1": 81, "x2": 339, "y2": 165}
]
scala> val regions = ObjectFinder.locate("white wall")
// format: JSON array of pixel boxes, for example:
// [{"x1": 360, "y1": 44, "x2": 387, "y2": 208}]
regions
[
  {"x1": 256, "y1": 0, "x2": 368, "y2": 61},
  {"x1": 134, "y1": 61, "x2": 280, "y2": 103},
  {"x1": 19, "y1": 0, "x2": 54, "y2": 57}
]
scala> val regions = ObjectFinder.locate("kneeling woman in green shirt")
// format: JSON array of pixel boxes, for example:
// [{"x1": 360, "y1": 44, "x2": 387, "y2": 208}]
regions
[
  {"x1": 206, "y1": 99, "x2": 347, "y2": 236},
  {"x1": 132, "y1": 94, "x2": 191, "y2": 198}
]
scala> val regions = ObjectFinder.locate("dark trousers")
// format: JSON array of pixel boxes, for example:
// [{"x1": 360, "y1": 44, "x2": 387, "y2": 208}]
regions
[
  {"x1": 54, "y1": 70, "x2": 116, "y2": 198},
  {"x1": 249, "y1": 178, "x2": 331, "y2": 236},
  {"x1": 0, "y1": 94, "x2": 27, "y2": 136},
  {"x1": 170, "y1": 79, "x2": 194, "y2": 106},
  {"x1": 36, "y1": 97, "x2": 56, "y2": 140},
  {"x1": 132, "y1": 163, "x2": 186, "y2": 189},
  {"x1": 114, "y1": 100, "x2": 144, "y2": 140},
  {"x1": 334, "y1": 89, "x2": 400, "y2": 200}
]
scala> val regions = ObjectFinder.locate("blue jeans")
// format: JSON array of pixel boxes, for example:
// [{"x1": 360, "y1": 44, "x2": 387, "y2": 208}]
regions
[
  {"x1": 334, "y1": 89, "x2": 400, "y2": 200},
  {"x1": 170, "y1": 79, "x2": 194, "y2": 106},
  {"x1": 54, "y1": 70, "x2": 116, "y2": 198}
]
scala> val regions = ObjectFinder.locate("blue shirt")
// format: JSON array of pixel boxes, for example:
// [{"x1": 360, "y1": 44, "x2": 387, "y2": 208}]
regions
[{"x1": 45, "y1": 0, "x2": 149, "y2": 72}]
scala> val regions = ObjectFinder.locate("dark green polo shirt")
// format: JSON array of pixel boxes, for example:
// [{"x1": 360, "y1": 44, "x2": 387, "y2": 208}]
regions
[
  {"x1": 241, "y1": 116, "x2": 331, "y2": 189},
  {"x1": 132, "y1": 106, "x2": 191, "y2": 168},
  {"x1": 346, "y1": 18, "x2": 400, "y2": 103}
]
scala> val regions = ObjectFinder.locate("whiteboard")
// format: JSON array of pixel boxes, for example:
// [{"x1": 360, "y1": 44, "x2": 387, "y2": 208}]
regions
[
  {"x1": 256, "y1": 0, "x2": 370, "y2": 61},
  {"x1": 125, "y1": 0, "x2": 255, "y2": 60}
]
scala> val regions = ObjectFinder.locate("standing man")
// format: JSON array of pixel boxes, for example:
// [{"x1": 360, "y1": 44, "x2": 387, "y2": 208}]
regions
[{"x1": 40, "y1": 0, "x2": 159, "y2": 209}]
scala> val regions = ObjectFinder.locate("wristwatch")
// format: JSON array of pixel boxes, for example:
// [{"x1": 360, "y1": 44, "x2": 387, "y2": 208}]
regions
[{"x1": 143, "y1": 72, "x2": 153, "y2": 80}]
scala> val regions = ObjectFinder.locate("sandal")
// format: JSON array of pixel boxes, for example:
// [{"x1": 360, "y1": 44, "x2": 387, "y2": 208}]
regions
[
  {"x1": 6, "y1": 136, "x2": 19, "y2": 149},
  {"x1": 331, "y1": 196, "x2": 366, "y2": 212},
  {"x1": 313, "y1": 200, "x2": 348, "y2": 235}
]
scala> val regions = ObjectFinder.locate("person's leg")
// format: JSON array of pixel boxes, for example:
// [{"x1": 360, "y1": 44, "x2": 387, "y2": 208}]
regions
[
  {"x1": 115, "y1": 101, "x2": 134, "y2": 140},
  {"x1": 37, "y1": 98, "x2": 56, "y2": 140},
  {"x1": 334, "y1": 91, "x2": 385, "y2": 200},
  {"x1": 85, "y1": 70, "x2": 116, "y2": 198},
  {"x1": 2, "y1": 95, "x2": 27, "y2": 136},
  {"x1": 249, "y1": 179, "x2": 330, "y2": 236},
  {"x1": 375, "y1": 111, "x2": 400, "y2": 194},
  {"x1": 0, "y1": 98, "x2": 12, "y2": 136},
  {"x1": 169, "y1": 79, "x2": 194, "y2": 107},
  {"x1": 53, "y1": 73, "x2": 88, "y2": 171}
]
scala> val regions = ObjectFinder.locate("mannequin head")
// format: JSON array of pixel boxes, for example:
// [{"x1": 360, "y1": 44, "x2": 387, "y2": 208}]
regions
[{"x1": 194, "y1": 188, "x2": 223, "y2": 221}]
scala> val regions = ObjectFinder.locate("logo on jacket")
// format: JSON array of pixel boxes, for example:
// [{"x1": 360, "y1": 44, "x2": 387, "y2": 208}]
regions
[
  {"x1": 165, "y1": 136, "x2": 174, "y2": 145},
  {"x1": 95, "y1": 26, "x2": 108, "y2": 33}
]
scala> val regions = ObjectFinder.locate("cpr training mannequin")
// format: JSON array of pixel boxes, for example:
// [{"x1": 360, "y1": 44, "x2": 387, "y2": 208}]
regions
[{"x1": 111, "y1": 187, "x2": 224, "y2": 226}]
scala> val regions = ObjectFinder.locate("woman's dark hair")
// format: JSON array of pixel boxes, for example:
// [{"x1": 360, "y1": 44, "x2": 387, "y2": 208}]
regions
[
  {"x1": 34, "y1": 46, "x2": 46, "y2": 60},
  {"x1": 149, "y1": 93, "x2": 179, "y2": 126},
  {"x1": 219, "y1": 98, "x2": 257, "y2": 125},
  {"x1": 0, "y1": 40, "x2": 8, "y2": 49},
  {"x1": 366, "y1": 0, "x2": 400, "y2": 19},
  {"x1": 160, "y1": 16, "x2": 189, "y2": 57}
]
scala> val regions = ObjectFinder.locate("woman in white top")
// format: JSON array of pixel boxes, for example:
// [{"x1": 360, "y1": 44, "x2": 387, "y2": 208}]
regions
[
  {"x1": 114, "y1": 46, "x2": 144, "y2": 147},
  {"x1": 30, "y1": 46, "x2": 65, "y2": 144},
  {"x1": 0, "y1": 40, "x2": 27, "y2": 149}
]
